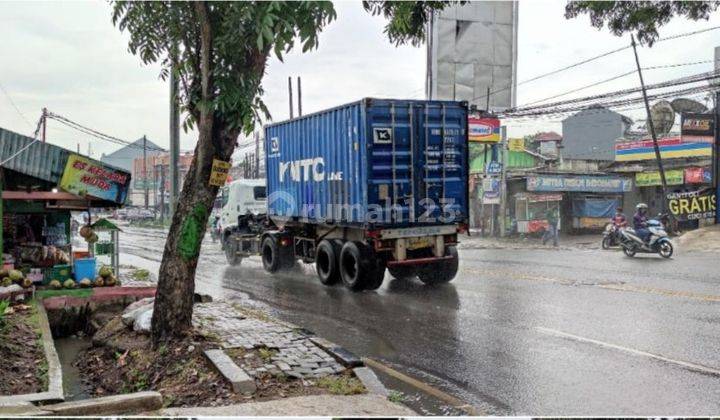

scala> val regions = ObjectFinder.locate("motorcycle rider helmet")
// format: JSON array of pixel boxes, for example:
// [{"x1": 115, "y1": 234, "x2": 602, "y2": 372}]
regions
[{"x1": 636, "y1": 203, "x2": 648, "y2": 210}]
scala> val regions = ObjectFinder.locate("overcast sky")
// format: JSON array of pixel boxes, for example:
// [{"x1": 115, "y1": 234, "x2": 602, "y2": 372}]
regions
[{"x1": 1, "y1": 1, "x2": 719, "y2": 160}]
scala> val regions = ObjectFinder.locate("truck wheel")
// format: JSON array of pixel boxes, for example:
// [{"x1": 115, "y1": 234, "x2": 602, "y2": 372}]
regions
[
  {"x1": 224, "y1": 237, "x2": 241, "y2": 266},
  {"x1": 388, "y1": 266, "x2": 416, "y2": 281},
  {"x1": 339, "y1": 241, "x2": 380, "y2": 291},
  {"x1": 261, "y1": 236, "x2": 281, "y2": 273},
  {"x1": 364, "y1": 261, "x2": 386, "y2": 291},
  {"x1": 417, "y1": 246, "x2": 459, "y2": 285},
  {"x1": 315, "y1": 239, "x2": 340, "y2": 285}
]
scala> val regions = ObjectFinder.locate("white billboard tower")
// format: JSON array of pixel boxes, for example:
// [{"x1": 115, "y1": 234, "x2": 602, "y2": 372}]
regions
[{"x1": 426, "y1": 2, "x2": 519, "y2": 111}]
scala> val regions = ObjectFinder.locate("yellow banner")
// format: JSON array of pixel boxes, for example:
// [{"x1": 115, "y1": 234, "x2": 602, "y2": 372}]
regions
[
  {"x1": 209, "y1": 159, "x2": 231, "y2": 187},
  {"x1": 508, "y1": 138, "x2": 525, "y2": 152},
  {"x1": 635, "y1": 170, "x2": 684, "y2": 187}
]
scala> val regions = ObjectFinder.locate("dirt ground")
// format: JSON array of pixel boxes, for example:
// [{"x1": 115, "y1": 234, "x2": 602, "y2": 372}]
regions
[
  {"x1": 0, "y1": 305, "x2": 47, "y2": 395},
  {"x1": 77, "y1": 315, "x2": 361, "y2": 408},
  {"x1": 675, "y1": 224, "x2": 720, "y2": 252}
]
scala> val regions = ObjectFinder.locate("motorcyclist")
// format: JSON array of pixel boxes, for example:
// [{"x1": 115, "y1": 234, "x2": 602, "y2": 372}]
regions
[
  {"x1": 612, "y1": 207, "x2": 627, "y2": 228},
  {"x1": 633, "y1": 203, "x2": 650, "y2": 243}
]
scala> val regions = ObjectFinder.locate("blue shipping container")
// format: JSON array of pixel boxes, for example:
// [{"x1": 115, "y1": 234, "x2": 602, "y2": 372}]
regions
[{"x1": 265, "y1": 98, "x2": 468, "y2": 228}]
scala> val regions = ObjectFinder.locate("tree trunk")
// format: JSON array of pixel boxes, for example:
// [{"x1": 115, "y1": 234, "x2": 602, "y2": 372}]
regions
[{"x1": 151, "y1": 1, "x2": 227, "y2": 343}]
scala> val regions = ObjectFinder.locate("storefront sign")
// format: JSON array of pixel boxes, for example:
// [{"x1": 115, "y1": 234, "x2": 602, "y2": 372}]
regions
[
  {"x1": 684, "y1": 167, "x2": 712, "y2": 184},
  {"x1": 209, "y1": 159, "x2": 231, "y2": 187},
  {"x1": 681, "y1": 113, "x2": 714, "y2": 143},
  {"x1": 59, "y1": 154, "x2": 130, "y2": 204},
  {"x1": 526, "y1": 175, "x2": 632, "y2": 193},
  {"x1": 526, "y1": 193, "x2": 563, "y2": 203},
  {"x1": 635, "y1": 170, "x2": 684, "y2": 187},
  {"x1": 486, "y1": 161, "x2": 503, "y2": 175},
  {"x1": 508, "y1": 138, "x2": 525, "y2": 152},
  {"x1": 614, "y1": 136, "x2": 712, "y2": 161},
  {"x1": 666, "y1": 189, "x2": 716, "y2": 221},
  {"x1": 469, "y1": 117, "x2": 500, "y2": 143}
]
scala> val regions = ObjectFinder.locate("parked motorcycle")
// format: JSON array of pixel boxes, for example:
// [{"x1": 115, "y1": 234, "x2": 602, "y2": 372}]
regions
[
  {"x1": 619, "y1": 218, "x2": 673, "y2": 258},
  {"x1": 601, "y1": 223, "x2": 622, "y2": 249}
]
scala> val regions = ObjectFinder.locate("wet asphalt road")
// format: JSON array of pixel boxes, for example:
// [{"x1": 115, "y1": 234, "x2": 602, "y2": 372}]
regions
[{"x1": 120, "y1": 226, "x2": 720, "y2": 416}]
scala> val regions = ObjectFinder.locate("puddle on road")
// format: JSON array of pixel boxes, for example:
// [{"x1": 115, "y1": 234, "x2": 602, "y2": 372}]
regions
[{"x1": 54, "y1": 336, "x2": 92, "y2": 401}]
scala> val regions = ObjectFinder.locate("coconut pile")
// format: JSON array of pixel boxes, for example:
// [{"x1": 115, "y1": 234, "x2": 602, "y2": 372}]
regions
[
  {"x1": 0, "y1": 268, "x2": 34, "y2": 289},
  {"x1": 47, "y1": 265, "x2": 119, "y2": 290}
]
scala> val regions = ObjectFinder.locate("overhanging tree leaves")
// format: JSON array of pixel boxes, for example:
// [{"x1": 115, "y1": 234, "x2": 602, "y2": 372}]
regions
[
  {"x1": 112, "y1": 0, "x2": 453, "y2": 343},
  {"x1": 565, "y1": 1, "x2": 720, "y2": 45}
]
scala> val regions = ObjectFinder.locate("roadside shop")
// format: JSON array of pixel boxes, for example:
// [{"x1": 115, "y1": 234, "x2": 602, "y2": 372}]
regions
[{"x1": 1, "y1": 127, "x2": 129, "y2": 287}]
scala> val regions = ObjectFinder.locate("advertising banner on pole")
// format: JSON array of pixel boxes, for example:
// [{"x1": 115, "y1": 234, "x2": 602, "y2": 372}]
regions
[
  {"x1": 469, "y1": 117, "x2": 500, "y2": 143},
  {"x1": 508, "y1": 138, "x2": 525, "y2": 151},
  {"x1": 59, "y1": 154, "x2": 130, "y2": 204}
]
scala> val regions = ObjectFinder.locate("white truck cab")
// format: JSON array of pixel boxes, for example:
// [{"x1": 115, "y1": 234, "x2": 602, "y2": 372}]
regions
[{"x1": 220, "y1": 179, "x2": 267, "y2": 231}]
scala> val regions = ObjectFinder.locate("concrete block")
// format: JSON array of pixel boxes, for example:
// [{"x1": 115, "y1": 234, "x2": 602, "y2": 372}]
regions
[
  {"x1": 353, "y1": 367, "x2": 388, "y2": 397},
  {"x1": 310, "y1": 337, "x2": 363, "y2": 368},
  {"x1": 43, "y1": 391, "x2": 162, "y2": 416},
  {"x1": 204, "y1": 349, "x2": 257, "y2": 395}
]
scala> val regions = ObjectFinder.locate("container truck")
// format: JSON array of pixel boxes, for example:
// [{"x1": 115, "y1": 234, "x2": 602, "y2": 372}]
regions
[{"x1": 222, "y1": 98, "x2": 469, "y2": 291}]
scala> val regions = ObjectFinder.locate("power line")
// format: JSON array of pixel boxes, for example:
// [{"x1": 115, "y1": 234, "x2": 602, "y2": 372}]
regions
[
  {"x1": 45, "y1": 111, "x2": 167, "y2": 152},
  {"x1": 0, "y1": 82, "x2": 33, "y2": 129},
  {"x1": 471, "y1": 24, "x2": 720, "y2": 105}
]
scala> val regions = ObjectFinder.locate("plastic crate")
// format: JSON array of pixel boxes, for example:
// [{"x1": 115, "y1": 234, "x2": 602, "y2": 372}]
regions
[
  {"x1": 43, "y1": 264, "x2": 72, "y2": 284},
  {"x1": 73, "y1": 257, "x2": 97, "y2": 282}
]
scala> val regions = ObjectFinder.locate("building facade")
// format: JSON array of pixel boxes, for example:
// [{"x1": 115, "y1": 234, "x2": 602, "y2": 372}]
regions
[{"x1": 561, "y1": 107, "x2": 632, "y2": 161}]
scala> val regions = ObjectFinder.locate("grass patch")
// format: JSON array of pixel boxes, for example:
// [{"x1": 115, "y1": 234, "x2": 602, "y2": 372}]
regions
[
  {"x1": 387, "y1": 390, "x2": 405, "y2": 403},
  {"x1": 258, "y1": 347, "x2": 277, "y2": 362},
  {"x1": 36, "y1": 288, "x2": 93, "y2": 300},
  {"x1": 131, "y1": 269, "x2": 150, "y2": 281},
  {"x1": 316, "y1": 375, "x2": 366, "y2": 395}
]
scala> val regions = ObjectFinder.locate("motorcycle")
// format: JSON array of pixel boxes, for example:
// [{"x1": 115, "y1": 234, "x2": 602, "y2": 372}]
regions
[
  {"x1": 619, "y1": 218, "x2": 673, "y2": 258},
  {"x1": 601, "y1": 223, "x2": 623, "y2": 249}
]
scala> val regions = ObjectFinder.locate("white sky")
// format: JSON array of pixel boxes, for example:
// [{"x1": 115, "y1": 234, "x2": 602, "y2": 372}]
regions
[{"x1": 1, "y1": 0, "x2": 719, "y2": 159}]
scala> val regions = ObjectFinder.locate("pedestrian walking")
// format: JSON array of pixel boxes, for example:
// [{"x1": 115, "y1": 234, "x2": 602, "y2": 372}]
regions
[{"x1": 542, "y1": 208, "x2": 559, "y2": 247}]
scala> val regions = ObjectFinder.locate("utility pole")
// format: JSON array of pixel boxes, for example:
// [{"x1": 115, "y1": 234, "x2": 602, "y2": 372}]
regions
[
  {"x1": 715, "y1": 91, "x2": 720, "y2": 223},
  {"x1": 631, "y1": 35, "x2": 669, "y2": 213},
  {"x1": 169, "y1": 68, "x2": 181, "y2": 216},
  {"x1": 297, "y1": 76, "x2": 302, "y2": 117},
  {"x1": 153, "y1": 162, "x2": 158, "y2": 214},
  {"x1": 41, "y1": 108, "x2": 47, "y2": 143},
  {"x1": 499, "y1": 126, "x2": 508, "y2": 237},
  {"x1": 288, "y1": 77, "x2": 294, "y2": 119},
  {"x1": 160, "y1": 164, "x2": 166, "y2": 224},
  {"x1": 143, "y1": 135, "x2": 148, "y2": 209},
  {"x1": 254, "y1": 132, "x2": 260, "y2": 179}
]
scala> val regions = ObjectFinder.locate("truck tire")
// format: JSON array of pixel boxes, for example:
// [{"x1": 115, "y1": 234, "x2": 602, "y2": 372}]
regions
[
  {"x1": 388, "y1": 266, "x2": 416, "y2": 281},
  {"x1": 261, "y1": 236, "x2": 281, "y2": 273},
  {"x1": 417, "y1": 246, "x2": 459, "y2": 285},
  {"x1": 339, "y1": 241, "x2": 381, "y2": 291},
  {"x1": 224, "y1": 236, "x2": 241, "y2": 266},
  {"x1": 315, "y1": 239, "x2": 340, "y2": 285}
]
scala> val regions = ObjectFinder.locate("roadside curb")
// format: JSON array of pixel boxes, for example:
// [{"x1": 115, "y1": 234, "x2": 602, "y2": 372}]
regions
[
  {"x1": 352, "y1": 367, "x2": 388, "y2": 397},
  {"x1": 204, "y1": 349, "x2": 257, "y2": 395},
  {"x1": 0, "y1": 302, "x2": 64, "y2": 406},
  {"x1": 309, "y1": 336, "x2": 363, "y2": 368},
  {"x1": 40, "y1": 391, "x2": 163, "y2": 416}
]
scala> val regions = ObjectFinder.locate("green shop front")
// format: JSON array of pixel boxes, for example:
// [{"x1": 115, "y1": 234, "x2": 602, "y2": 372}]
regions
[{"x1": 1, "y1": 127, "x2": 130, "y2": 286}]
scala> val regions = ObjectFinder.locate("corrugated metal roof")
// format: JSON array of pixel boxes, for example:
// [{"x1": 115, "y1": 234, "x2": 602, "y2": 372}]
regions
[
  {"x1": 0, "y1": 127, "x2": 127, "y2": 183},
  {"x1": 0, "y1": 127, "x2": 70, "y2": 183}
]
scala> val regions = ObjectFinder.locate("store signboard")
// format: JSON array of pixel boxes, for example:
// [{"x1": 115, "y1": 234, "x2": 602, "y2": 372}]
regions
[
  {"x1": 508, "y1": 138, "x2": 525, "y2": 152},
  {"x1": 684, "y1": 167, "x2": 712, "y2": 184},
  {"x1": 486, "y1": 161, "x2": 503, "y2": 175},
  {"x1": 469, "y1": 117, "x2": 500, "y2": 143},
  {"x1": 666, "y1": 189, "x2": 716, "y2": 221},
  {"x1": 635, "y1": 170, "x2": 684, "y2": 187},
  {"x1": 482, "y1": 177, "x2": 500, "y2": 204},
  {"x1": 527, "y1": 175, "x2": 632, "y2": 193},
  {"x1": 59, "y1": 154, "x2": 130, "y2": 204},
  {"x1": 614, "y1": 136, "x2": 712, "y2": 161},
  {"x1": 681, "y1": 113, "x2": 714, "y2": 143}
]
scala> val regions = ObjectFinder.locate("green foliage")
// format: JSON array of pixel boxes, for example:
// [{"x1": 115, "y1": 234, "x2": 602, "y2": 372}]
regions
[
  {"x1": 363, "y1": 1, "x2": 461, "y2": 47},
  {"x1": 387, "y1": 390, "x2": 405, "y2": 403},
  {"x1": 35, "y1": 289, "x2": 93, "y2": 300},
  {"x1": 111, "y1": 1, "x2": 336, "y2": 134},
  {"x1": 565, "y1": 1, "x2": 720, "y2": 45},
  {"x1": 316, "y1": 375, "x2": 366, "y2": 395},
  {"x1": 0, "y1": 300, "x2": 9, "y2": 326}
]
